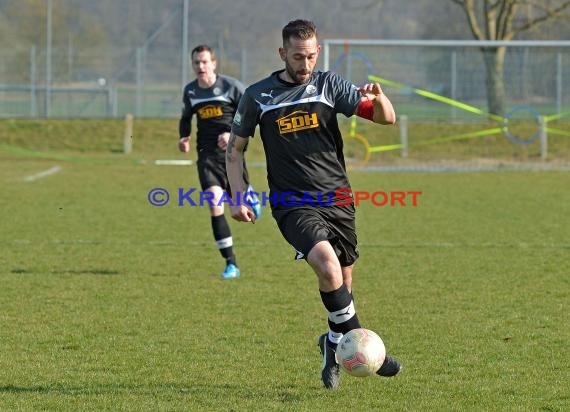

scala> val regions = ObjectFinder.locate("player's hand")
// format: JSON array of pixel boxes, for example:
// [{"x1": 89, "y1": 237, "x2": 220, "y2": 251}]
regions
[
  {"x1": 357, "y1": 82, "x2": 384, "y2": 100},
  {"x1": 178, "y1": 137, "x2": 190, "y2": 153},
  {"x1": 217, "y1": 132, "x2": 230, "y2": 150},
  {"x1": 230, "y1": 204, "x2": 256, "y2": 224}
]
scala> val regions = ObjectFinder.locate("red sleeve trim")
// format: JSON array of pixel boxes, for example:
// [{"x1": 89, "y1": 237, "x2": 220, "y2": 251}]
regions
[{"x1": 356, "y1": 99, "x2": 374, "y2": 120}]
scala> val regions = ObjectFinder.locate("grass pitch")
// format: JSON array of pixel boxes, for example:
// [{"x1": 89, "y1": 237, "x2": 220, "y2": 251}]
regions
[{"x1": 0, "y1": 119, "x2": 569, "y2": 410}]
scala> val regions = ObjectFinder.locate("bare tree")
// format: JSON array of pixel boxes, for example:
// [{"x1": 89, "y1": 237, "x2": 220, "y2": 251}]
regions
[{"x1": 450, "y1": 0, "x2": 570, "y2": 115}]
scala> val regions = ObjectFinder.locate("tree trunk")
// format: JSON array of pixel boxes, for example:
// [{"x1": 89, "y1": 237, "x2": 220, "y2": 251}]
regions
[{"x1": 482, "y1": 46, "x2": 507, "y2": 116}]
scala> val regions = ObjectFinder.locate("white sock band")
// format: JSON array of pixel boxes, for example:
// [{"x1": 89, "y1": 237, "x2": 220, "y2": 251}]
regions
[
  {"x1": 328, "y1": 330, "x2": 343, "y2": 345},
  {"x1": 215, "y1": 236, "x2": 233, "y2": 249},
  {"x1": 328, "y1": 301, "x2": 355, "y2": 324}
]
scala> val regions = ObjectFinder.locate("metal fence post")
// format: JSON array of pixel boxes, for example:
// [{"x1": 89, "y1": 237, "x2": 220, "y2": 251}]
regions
[
  {"x1": 400, "y1": 115, "x2": 408, "y2": 158},
  {"x1": 136, "y1": 47, "x2": 143, "y2": 117},
  {"x1": 30, "y1": 46, "x2": 37, "y2": 117},
  {"x1": 45, "y1": 0, "x2": 52, "y2": 118},
  {"x1": 540, "y1": 116, "x2": 547, "y2": 160}
]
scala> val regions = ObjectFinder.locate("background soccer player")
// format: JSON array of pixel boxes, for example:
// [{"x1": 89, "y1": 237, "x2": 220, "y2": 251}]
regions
[
  {"x1": 178, "y1": 44, "x2": 260, "y2": 279},
  {"x1": 226, "y1": 20, "x2": 401, "y2": 388}
]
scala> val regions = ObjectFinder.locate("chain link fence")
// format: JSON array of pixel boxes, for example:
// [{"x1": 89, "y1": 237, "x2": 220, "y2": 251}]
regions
[
  {"x1": 324, "y1": 40, "x2": 570, "y2": 122},
  {"x1": 1, "y1": 40, "x2": 569, "y2": 122},
  {"x1": 0, "y1": 43, "x2": 283, "y2": 119}
]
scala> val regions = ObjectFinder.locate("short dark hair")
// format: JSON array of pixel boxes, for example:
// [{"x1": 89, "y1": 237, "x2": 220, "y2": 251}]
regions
[
  {"x1": 282, "y1": 20, "x2": 317, "y2": 46},
  {"x1": 191, "y1": 44, "x2": 216, "y2": 60}
]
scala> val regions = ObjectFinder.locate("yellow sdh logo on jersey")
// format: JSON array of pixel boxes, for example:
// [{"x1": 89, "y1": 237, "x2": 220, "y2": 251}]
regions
[
  {"x1": 198, "y1": 105, "x2": 223, "y2": 119},
  {"x1": 277, "y1": 110, "x2": 319, "y2": 134}
]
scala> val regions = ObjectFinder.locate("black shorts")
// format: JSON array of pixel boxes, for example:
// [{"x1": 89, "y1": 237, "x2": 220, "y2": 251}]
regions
[
  {"x1": 197, "y1": 151, "x2": 250, "y2": 194},
  {"x1": 272, "y1": 204, "x2": 359, "y2": 267}
]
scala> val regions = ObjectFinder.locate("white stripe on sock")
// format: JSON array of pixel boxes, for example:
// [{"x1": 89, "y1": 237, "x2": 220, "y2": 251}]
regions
[
  {"x1": 328, "y1": 301, "x2": 355, "y2": 324},
  {"x1": 328, "y1": 330, "x2": 343, "y2": 345},
  {"x1": 215, "y1": 236, "x2": 233, "y2": 249}
]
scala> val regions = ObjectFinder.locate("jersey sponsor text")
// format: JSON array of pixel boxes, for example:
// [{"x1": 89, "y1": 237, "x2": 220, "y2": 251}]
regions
[
  {"x1": 276, "y1": 110, "x2": 319, "y2": 134},
  {"x1": 198, "y1": 105, "x2": 223, "y2": 119}
]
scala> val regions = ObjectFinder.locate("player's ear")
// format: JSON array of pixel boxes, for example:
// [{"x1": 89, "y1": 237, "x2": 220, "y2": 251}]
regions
[{"x1": 279, "y1": 47, "x2": 286, "y2": 62}]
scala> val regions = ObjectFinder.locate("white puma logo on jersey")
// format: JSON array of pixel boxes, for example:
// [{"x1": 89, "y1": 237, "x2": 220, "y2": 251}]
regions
[{"x1": 261, "y1": 90, "x2": 274, "y2": 98}]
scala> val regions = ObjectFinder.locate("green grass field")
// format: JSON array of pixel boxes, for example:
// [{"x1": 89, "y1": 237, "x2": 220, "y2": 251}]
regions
[{"x1": 1, "y1": 120, "x2": 569, "y2": 410}]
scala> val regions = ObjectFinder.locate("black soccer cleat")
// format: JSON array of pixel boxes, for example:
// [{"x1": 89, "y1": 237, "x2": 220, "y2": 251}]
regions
[
  {"x1": 376, "y1": 354, "x2": 402, "y2": 377},
  {"x1": 318, "y1": 333, "x2": 341, "y2": 389}
]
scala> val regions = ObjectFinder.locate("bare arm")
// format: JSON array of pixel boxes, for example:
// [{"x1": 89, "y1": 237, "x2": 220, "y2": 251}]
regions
[
  {"x1": 226, "y1": 132, "x2": 256, "y2": 223},
  {"x1": 356, "y1": 82, "x2": 396, "y2": 125},
  {"x1": 178, "y1": 94, "x2": 193, "y2": 152}
]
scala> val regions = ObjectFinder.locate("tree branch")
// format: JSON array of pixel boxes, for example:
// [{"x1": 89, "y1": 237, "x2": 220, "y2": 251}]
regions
[
  {"x1": 453, "y1": 0, "x2": 486, "y2": 39},
  {"x1": 451, "y1": 0, "x2": 570, "y2": 40},
  {"x1": 497, "y1": 0, "x2": 516, "y2": 39},
  {"x1": 511, "y1": 0, "x2": 570, "y2": 37},
  {"x1": 484, "y1": 0, "x2": 492, "y2": 39}
]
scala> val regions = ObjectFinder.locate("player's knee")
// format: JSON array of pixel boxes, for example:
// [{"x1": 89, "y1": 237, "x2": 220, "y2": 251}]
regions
[
  {"x1": 311, "y1": 258, "x2": 343, "y2": 290},
  {"x1": 316, "y1": 269, "x2": 344, "y2": 292}
]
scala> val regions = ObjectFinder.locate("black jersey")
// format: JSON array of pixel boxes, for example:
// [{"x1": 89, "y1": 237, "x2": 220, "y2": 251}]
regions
[
  {"x1": 231, "y1": 70, "x2": 361, "y2": 207},
  {"x1": 179, "y1": 74, "x2": 245, "y2": 155}
]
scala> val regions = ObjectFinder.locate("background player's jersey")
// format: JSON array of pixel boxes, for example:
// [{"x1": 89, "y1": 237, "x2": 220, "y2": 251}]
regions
[
  {"x1": 180, "y1": 74, "x2": 245, "y2": 155},
  {"x1": 232, "y1": 70, "x2": 361, "y2": 206}
]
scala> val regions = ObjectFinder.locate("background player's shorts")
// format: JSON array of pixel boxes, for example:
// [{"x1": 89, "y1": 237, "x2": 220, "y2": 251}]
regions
[
  {"x1": 197, "y1": 151, "x2": 250, "y2": 194},
  {"x1": 272, "y1": 204, "x2": 359, "y2": 267}
]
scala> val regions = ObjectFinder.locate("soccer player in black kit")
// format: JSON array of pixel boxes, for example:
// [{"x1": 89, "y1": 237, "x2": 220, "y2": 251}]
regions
[
  {"x1": 226, "y1": 20, "x2": 402, "y2": 389},
  {"x1": 179, "y1": 45, "x2": 260, "y2": 280}
]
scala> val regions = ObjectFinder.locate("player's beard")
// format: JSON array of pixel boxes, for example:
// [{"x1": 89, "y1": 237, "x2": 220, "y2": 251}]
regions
[{"x1": 285, "y1": 60, "x2": 311, "y2": 84}]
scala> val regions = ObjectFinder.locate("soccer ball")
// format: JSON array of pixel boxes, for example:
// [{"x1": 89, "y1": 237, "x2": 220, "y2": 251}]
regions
[{"x1": 336, "y1": 328, "x2": 386, "y2": 377}]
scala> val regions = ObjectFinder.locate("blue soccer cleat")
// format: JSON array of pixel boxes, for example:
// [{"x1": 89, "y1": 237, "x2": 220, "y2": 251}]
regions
[
  {"x1": 221, "y1": 263, "x2": 240, "y2": 279},
  {"x1": 245, "y1": 185, "x2": 262, "y2": 220}
]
